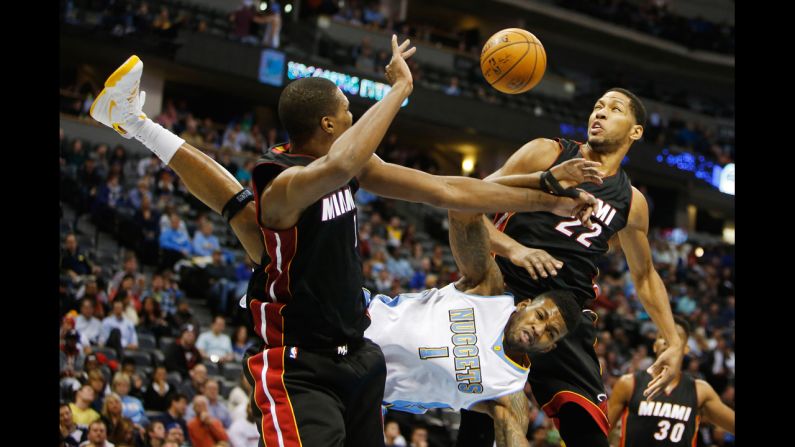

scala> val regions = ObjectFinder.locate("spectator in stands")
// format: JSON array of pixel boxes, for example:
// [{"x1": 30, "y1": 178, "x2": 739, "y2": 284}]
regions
[
  {"x1": 171, "y1": 299, "x2": 199, "y2": 335},
  {"x1": 180, "y1": 117, "x2": 205, "y2": 148},
  {"x1": 227, "y1": 373, "x2": 252, "y2": 422},
  {"x1": 165, "y1": 324, "x2": 201, "y2": 378},
  {"x1": 135, "y1": 196, "x2": 161, "y2": 265},
  {"x1": 165, "y1": 425, "x2": 187, "y2": 446},
  {"x1": 62, "y1": 402, "x2": 87, "y2": 447},
  {"x1": 231, "y1": 325, "x2": 254, "y2": 362},
  {"x1": 384, "y1": 420, "x2": 407, "y2": 446},
  {"x1": 386, "y1": 246, "x2": 413, "y2": 282},
  {"x1": 408, "y1": 257, "x2": 431, "y2": 291},
  {"x1": 444, "y1": 76, "x2": 461, "y2": 96},
  {"x1": 100, "y1": 392, "x2": 138, "y2": 446},
  {"x1": 62, "y1": 233, "x2": 93, "y2": 278},
  {"x1": 111, "y1": 253, "x2": 146, "y2": 297},
  {"x1": 61, "y1": 329, "x2": 87, "y2": 378},
  {"x1": 158, "y1": 393, "x2": 190, "y2": 441},
  {"x1": 236, "y1": 160, "x2": 254, "y2": 184},
  {"x1": 192, "y1": 221, "x2": 221, "y2": 258},
  {"x1": 186, "y1": 378, "x2": 232, "y2": 429},
  {"x1": 179, "y1": 363, "x2": 209, "y2": 401},
  {"x1": 128, "y1": 177, "x2": 153, "y2": 211},
  {"x1": 409, "y1": 426, "x2": 428, "y2": 447},
  {"x1": 228, "y1": 403, "x2": 259, "y2": 447},
  {"x1": 66, "y1": 138, "x2": 88, "y2": 167},
  {"x1": 138, "y1": 154, "x2": 162, "y2": 179},
  {"x1": 86, "y1": 368, "x2": 110, "y2": 413},
  {"x1": 259, "y1": 0, "x2": 282, "y2": 48},
  {"x1": 100, "y1": 299, "x2": 139, "y2": 354},
  {"x1": 159, "y1": 213, "x2": 193, "y2": 268},
  {"x1": 111, "y1": 372, "x2": 149, "y2": 427},
  {"x1": 374, "y1": 49, "x2": 390, "y2": 74},
  {"x1": 76, "y1": 297, "x2": 103, "y2": 345},
  {"x1": 81, "y1": 419, "x2": 112, "y2": 447},
  {"x1": 144, "y1": 365, "x2": 174, "y2": 412},
  {"x1": 197, "y1": 316, "x2": 234, "y2": 364},
  {"x1": 356, "y1": 45, "x2": 376, "y2": 73},
  {"x1": 142, "y1": 273, "x2": 176, "y2": 318},
  {"x1": 139, "y1": 296, "x2": 171, "y2": 339},
  {"x1": 375, "y1": 268, "x2": 394, "y2": 295},
  {"x1": 430, "y1": 244, "x2": 445, "y2": 274},
  {"x1": 230, "y1": 0, "x2": 258, "y2": 45},
  {"x1": 206, "y1": 250, "x2": 237, "y2": 316},
  {"x1": 145, "y1": 420, "x2": 167, "y2": 447},
  {"x1": 71, "y1": 384, "x2": 102, "y2": 427},
  {"x1": 187, "y1": 395, "x2": 230, "y2": 447}
]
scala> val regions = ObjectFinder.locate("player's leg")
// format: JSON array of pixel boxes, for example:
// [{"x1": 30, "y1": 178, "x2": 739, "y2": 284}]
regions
[
  {"x1": 244, "y1": 347, "x2": 346, "y2": 446},
  {"x1": 341, "y1": 339, "x2": 388, "y2": 447},
  {"x1": 529, "y1": 312, "x2": 610, "y2": 447},
  {"x1": 557, "y1": 403, "x2": 609, "y2": 447},
  {"x1": 89, "y1": 55, "x2": 264, "y2": 262}
]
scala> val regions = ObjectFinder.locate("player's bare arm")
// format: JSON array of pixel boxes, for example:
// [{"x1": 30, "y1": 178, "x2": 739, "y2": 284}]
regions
[
  {"x1": 470, "y1": 391, "x2": 531, "y2": 447},
  {"x1": 607, "y1": 373, "x2": 635, "y2": 430},
  {"x1": 261, "y1": 36, "x2": 416, "y2": 229},
  {"x1": 618, "y1": 187, "x2": 683, "y2": 400},
  {"x1": 356, "y1": 154, "x2": 596, "y2": 218},
  {"x1": 696, "y1": 379, "x2": 735, "y2": 434},
  {"x1": 448, "y1": 210, "x2": 505, "y2": 296}
]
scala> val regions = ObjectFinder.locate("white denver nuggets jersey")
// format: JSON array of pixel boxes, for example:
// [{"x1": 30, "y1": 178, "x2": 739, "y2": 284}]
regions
[{"x1": 364, "y1": 283, "x2": 529, "y2": 414}]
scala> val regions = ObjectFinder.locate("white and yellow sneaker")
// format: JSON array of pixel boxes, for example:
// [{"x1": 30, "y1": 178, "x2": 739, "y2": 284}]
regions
[{"x1": 89, "y1": 55, "x2": 147, "y2": 138}]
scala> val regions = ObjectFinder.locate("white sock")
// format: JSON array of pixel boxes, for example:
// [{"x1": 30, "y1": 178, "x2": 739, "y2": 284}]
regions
[{"x1": 134, "y1": 119, "x2": 185, "y2": 165}]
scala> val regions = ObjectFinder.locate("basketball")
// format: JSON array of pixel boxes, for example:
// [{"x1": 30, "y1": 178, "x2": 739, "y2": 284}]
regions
[{"x1": 480, "y1": 28, "x2": 547, "y2": 94}]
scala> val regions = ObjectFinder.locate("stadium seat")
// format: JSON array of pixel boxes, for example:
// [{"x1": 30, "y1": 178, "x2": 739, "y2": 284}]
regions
[
  {"x1": 124, "y1": 350, "x2": 153, "y2": 368},
  {"x1": 167, "y1": 371, "x2": 183, "y2": 387},
  {"x1": 203, "y1": 361, "x2": 220, "y2": 376},
  {"x1": 159, "y1": 336, "x2": 175, "y2": 351},
  {"x1": 222, "y1": 362, "x2": 243, "y2": 381},
  {"x1": 138, "y1": 333, "x2": 157, "y2": 351},
  {"x1": 94, "y1": 346, "x2": 118, "y2": 362}
]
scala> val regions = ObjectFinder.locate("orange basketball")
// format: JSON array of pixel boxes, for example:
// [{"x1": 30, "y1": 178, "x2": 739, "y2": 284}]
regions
[{"x1": 480, "y1": 28, "x2": 547, "y2": 95}]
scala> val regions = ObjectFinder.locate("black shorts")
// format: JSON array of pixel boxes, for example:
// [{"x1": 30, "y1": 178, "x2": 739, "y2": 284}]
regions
[
  {"x1": 527, "y1": 310, "x2": 610, "y2": 437},
  {"x1": 243, "y1": 338, "x2": 387, "y2": 447}
]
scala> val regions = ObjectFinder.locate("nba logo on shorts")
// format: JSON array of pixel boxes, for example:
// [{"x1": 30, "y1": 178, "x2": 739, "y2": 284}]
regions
[{"x1": 289, "y1": 347, "x2": 298, "y2": 359}]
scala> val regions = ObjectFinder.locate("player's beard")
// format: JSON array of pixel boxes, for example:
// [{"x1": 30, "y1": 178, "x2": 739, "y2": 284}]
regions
[{"x1": 586, "y1": 136, "x2": 622, "y2": 154}]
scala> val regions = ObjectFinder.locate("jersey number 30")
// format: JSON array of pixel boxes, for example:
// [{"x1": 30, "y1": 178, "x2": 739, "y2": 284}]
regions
[
  {"x1": 654, "y1": 420, "x2": 685, "y2": 443},
  {"x1": 555, "y1": 219, "x2": 602, "y2": 247}
]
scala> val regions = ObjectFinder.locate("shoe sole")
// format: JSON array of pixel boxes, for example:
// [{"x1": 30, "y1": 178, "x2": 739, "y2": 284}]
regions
[{"x1": 89, "y1": 55, "x2": 141, "y2": 121}]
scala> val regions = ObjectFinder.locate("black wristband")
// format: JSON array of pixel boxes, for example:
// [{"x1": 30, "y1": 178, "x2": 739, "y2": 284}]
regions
[
  {"x1": 222, "y1": 189, "x2": 254, "y2": 223},
  {"x1": 540, "y1": 170, "x2": 581, "y2": 199}
]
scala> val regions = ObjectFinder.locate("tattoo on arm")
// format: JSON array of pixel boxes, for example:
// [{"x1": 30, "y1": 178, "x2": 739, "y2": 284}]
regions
[
  {"x1": 494, "y1": 392, "x2": 531, "y2": 447},
  {"x1": 448, "y1": 211, "x2": 502, "y2": 292}
]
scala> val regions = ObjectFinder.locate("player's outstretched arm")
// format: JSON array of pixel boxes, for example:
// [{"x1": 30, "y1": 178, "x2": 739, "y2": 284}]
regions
[
  {"x1": 486, "y1": 157, "x2": 603, "y2": 190},
  {"x1": 618, "y1": 188, "x2": 682, "y2": 400},
  {"x1": 261, "y1": 36, "x2": 415, "y2": 229},
  {"x1": 356, "y1": 155, "x2": 596, "y2": 218},
  {"x1": 607, "y1": 374, "x2": 635, "y2": 431},
  {"x1": 697, "y1": 380, "x2": 735, "y2": 434},
  {"x1": 471, "y1": 391, "x2": 531, "y2": 447},
  {"x1": 448, "y1": 210, "x2": 504, "y2": 295}
]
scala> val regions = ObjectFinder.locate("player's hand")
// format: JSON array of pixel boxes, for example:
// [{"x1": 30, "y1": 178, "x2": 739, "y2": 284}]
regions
[
  {"x1": 508, "y1": 245, "x2": 564, "y2": 280},
  {"x1": 384, "y1": 35, "x2": 416, "y2": 91},
  {"x1": 644, "y1": 344, "x2": 684, "y2": 400},
  {"x1": 550, "y1": 158, "x2": 603, "y2": 189},
  {"x1": 549, "y1": 190, "x2": 597, "y2": 227}
]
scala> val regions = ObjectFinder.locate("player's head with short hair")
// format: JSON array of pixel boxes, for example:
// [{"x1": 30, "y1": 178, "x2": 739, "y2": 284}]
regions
[
  {"x1": 504, "y1": 290, "x2": 581, "y2": 355},
  {"x1": 278, "y1": 77, "x2": 353, "y2": 150},
  {"x1": 587, "y1": 88, "x2": 646, "y2": 153},
  {"x1": 653, "y1": 315, "x2": 692, "y2": 357}
]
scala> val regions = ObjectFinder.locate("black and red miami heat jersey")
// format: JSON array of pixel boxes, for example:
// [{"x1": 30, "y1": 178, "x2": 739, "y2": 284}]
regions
[
  {"x1": 494, "y1": 138, "x2": 634, "y2": 306},
  {"x1": 247, "y1": 143, "x2": 368, "y2": 349},
  {"x1": 621, "y1": 372, "x2": 700, "y2": 447}
]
